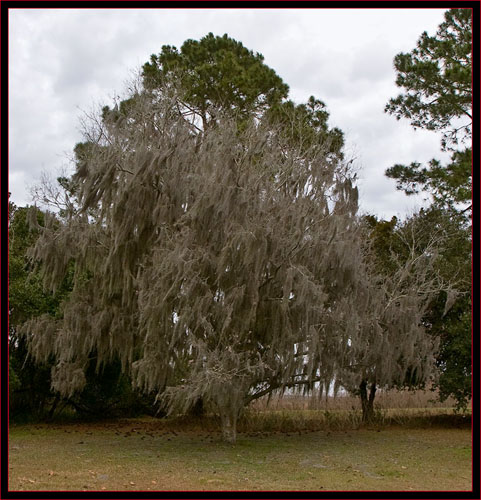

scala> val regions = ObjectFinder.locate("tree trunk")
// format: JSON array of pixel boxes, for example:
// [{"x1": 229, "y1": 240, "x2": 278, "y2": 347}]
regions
[
  {"x1": 190, "y1": 397, "x2": 205, "y2": 417},
  {"x1": 220, "y1": 409, "x2": 238, "y2": 444},
  {"x1": 360, "y1": 380, "x2": 376, "y2": 423},
  {"x1": 47, "y1": 394, "x2": 61, "y2": 421}
]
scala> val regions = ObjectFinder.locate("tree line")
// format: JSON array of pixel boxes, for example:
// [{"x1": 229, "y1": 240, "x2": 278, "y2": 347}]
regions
[{"x1": 9, "y1": 10, "x2": 472, "y2": 443}]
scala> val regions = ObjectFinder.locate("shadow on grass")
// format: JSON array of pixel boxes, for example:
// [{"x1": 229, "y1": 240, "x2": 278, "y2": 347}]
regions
[{"x1": 10, "y1": 406, "x2": 471, "y2": 436}]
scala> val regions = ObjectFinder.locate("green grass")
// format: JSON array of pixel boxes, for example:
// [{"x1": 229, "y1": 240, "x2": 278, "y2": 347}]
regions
[{"x1": 9, "y1": 413, "x2": 472, "y2": 492}]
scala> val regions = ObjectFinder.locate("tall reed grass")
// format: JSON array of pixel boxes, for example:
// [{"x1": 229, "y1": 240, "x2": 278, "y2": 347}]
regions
[{"x1": 249, "y1": 387, "x2": 458, "y2": 412}]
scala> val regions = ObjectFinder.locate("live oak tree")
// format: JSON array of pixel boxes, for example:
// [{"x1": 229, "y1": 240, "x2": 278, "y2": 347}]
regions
[
  {"x1": 22, "y1": 85, "x2": 361, "y2": 442},
  {"x1": 21, "y1": 35, "x2": 347, "y2": 435},
  {"x1": 20, "y1": 34, "x2": 446, "y2": 439},
  {"x1": 21, "y1": 73, "x2": 364, "y2": 440},
  {"x1": 21, "y1": 80, "x2": 449, "y2": 439},
  {"x1": 385, "y1": 8, "x2": 472, "y2": 212}
]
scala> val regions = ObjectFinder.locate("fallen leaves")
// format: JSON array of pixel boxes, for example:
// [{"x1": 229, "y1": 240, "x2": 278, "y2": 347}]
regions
[{"x1": 17, "y1": 477, "x2": 36, "y2": 484}]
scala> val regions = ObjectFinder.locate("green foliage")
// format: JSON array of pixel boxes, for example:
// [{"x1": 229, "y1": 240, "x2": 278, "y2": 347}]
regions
[
  {"x1": 142, "y1": 32, "x2": 289, "y2": 127},
  {"x1": 68, "y1": 357, "x2": 158, "y2": 418},
  {"x1": 9, "y1": 203, "x2": 65, "y2": 419},
  {"x1": 412, "y1": 208, "x2": 471, "y2": 411},
  {"x1": 385, "y1": 8, "x2": 472, "y2": 212},
  {"x1": 139, "y1": 33, "x2": 343, "y2": 158},
  {"x1": 9, "y1": 203, "x2": 154, "y2": 421},
  {"x1": 385, "y1": 8, "x2": 471, "y2": 149},
  {"x1": 363, "y1": 215, "x2": 400, "y2": 275},
  {"x1": 364, "y1": 208, "x2": 471, "y2": 408},
  {"x1": 385, "y1": 147, "x2": 471, "y2": 209},
  {"x1": 430, "y1": 295, "x2": 471, "y2": 411},
  {"x1": 9, "y1": 204, "x2": 70, "y2": 324},
  {"x1": 266, "y1": 96, "x2": 344, "y2": 159},
  {"x1": 9, "y1": 364, "x2": 21, "y2": 395}
]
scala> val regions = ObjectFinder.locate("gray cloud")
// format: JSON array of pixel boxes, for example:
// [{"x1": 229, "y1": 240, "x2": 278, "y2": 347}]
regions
[{"x1": 9, "y1": 8, "x2": 448, "y2": 218}]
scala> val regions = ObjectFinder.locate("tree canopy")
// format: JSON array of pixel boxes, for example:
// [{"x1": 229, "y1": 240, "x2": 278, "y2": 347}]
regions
[
  {"x1": 385, "y1": 8, "x2": 472, "y2": 212},
  {"x1": 142, "y1": 32, "x2": 289, "y2": 129},
  {"x1": 385, "y1": 8, "x2": 471, "y2": 149},
  {"x1": 384, "y1": 9, "x2": 472, "y2": 410},
  {"x1": 9, "y1": 202, "x2": 156, "y2": 420},
  {"x1": 22, "y1": 84, "x2": 362, "y2": 441},
  {"x1": 18, "y1": 34, "x2": 449, "y2": 440},
  {"x1": 363, "y1": 207, "x2": 471, "y2": 410}
]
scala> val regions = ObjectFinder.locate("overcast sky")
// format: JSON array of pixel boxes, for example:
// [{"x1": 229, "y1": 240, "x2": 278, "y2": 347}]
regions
[{"x1": 9, "y1": 8, "x2": 451, "y2": 219}]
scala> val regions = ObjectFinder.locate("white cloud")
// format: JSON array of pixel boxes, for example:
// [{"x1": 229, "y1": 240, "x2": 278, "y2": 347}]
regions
[{"x1": 9, "y1": 7, "x2": 450, "y2": 218}]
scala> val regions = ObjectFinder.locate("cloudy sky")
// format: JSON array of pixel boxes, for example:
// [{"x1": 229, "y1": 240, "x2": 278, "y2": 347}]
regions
[{"x1": 9, "y1": 8, "x2": 451, "y2": 219}]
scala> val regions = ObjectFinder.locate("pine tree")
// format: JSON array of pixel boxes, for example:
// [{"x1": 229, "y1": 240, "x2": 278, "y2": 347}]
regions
[{"x1": 385, "y1": 8, "x2": 472, "y2": 212}]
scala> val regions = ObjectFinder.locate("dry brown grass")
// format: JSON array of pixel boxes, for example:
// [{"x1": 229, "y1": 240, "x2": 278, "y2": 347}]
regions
[
  {"x1": 250, "y1": 387, "x2": 459, "y2": 412},
  {"x1": 8, "y1": 388, "x2": 471, "y2": 492},
  {"x1": 9, "y1": 422, "x2": 472, "y2": 491}
]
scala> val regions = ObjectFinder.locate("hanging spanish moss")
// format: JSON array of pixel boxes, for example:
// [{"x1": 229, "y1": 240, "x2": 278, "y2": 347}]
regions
[{"x1": 21, "y1": 83, "x2": 445, "y2": 442}]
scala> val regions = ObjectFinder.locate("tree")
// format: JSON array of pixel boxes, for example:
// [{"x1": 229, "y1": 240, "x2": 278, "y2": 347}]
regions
[
  {"x1": 265, "y1": 96, "x2": 344, "y2": 161},
  {"x1": 432, "y1": 295, "x2": 471, "y2": 409},
  {"x1": 101, "y1": 32, "x2": 343, "y2": 160},
  {"x1": 412, "y1": 208, "x2": 471, "y2": 410},
  {"x1": 21, "y1": 82, "x2": 364, "y2": 442},
  {"x1": 9, "y1": 202, "x2": 155, "y2": 420},
  {"x1": 21, "y1": 35, "x2": 444, "y2": 439},
  {"x1": 384, "y1": 9, "x2": 472, "y2": 410},
  {"x1": 362, "y1": 208, "x2": 471, "y2": 413},
  {"x1": 9, "y1": 202, "x2": 67, "y2": 419},
  {"x1": 385, "y1": 8, "x2": 472, "y2": 212},
  {"x1": 330, "y1": 212, "x2": 451, "y2": 422},
  {"x1": 142, "y1": 32, "x2": 289, "y2": 130}
]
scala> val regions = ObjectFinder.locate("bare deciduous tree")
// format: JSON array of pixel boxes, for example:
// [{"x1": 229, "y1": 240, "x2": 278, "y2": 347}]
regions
[{"x1": 330, "y1": 214, "x2": 454, "y2": 422}]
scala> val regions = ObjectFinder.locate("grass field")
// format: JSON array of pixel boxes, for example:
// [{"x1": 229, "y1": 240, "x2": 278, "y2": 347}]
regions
[{"x1": 9, "y1": 411, "x2": 472, "y2": 492}]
